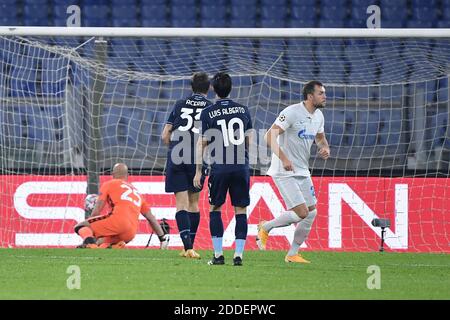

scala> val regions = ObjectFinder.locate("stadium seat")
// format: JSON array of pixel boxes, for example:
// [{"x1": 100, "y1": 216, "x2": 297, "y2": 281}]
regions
[
  {"x1": 380, "y1": 20, "x2": 406, "y2": 28},
  {"x1": 317, "y1": 60, "x2": 347, "y2": 84},
  {"x1": 381, "y1": 6, "x2": 408, "y2": 22},
  {"x1": 103, "y1": 107, "x2": 141, "y2": 148},
  {"x1": 290, "y1": 5, "x2": 317, "y2": 21},
  {"x1": 379, "y1": 62, "x2": 408, "y2": 84},
  {"x1": 24, "y1": 0, "x2": 48, "y2": 4},
  {"x1": 112, "y1": 18, "x2": 139, "y2": 27},
  {"x1": 201, "y1": 19, "x2": 227, "y2": 27},
  {"x1": 24, "y1": 18, "x2": 50, "y2": 26},
  {"x1": 427, "y1": 111, "x2": 448, "y2": 148},
  {"x1": 229, "y1": 19, "x2": 257, "y2": 27},
  {"x1": 231, "y1": 0, "x2": 257, "y2": 6},
  {"x1": 321, "y1": 0, "x2": 347, "y2": 7},
  {"x1": 84, "y1": 18, "x2": 110, "y2": 27},
  {"x1": 379, "y1": 109, "x2": 402, "y2": 147},
  {"x1": 411, "y1": 0, "x2": 438, "y2": 9},
  {"x1": 229, "y1": 76, "x2": 253, "y2": 100},
  {"x1": 4, "y1": 106, "x2": 56, "y2": 146},
  {"x1": 436, "y1": 20, "x2": 450, "y2": 28},
  {"x1": 379, "y1": 0, "x2": 407, "y2": 8},
  {"x1": 110, "y1": 39, "x2": 141, "y2": 58},
  {"x1": 53, "y1": 5, "x2": 71, "y2": 19},
  {"x1": 357, "y1": 110, "x2": 380, "y2": 146},
  {"x1": 152, "y1": 109, "x2": 171, "y2": 143},
  {"x1": 436, "y1": 78, "x2": 449, "y2": 103},
  {"x1": 287, "y1": 19, "x2": 317, "y2": 28},
  {"x1": 290, "y1": 0, "x2": 315, "y2": 6},
  {"x1": 141, "y1": 39, "x2": 168, "y2": 60},
  {"x1": 261, "y1": 0, "x2": 287, "y2": 5},
  {"x1": 411, "y1": 7, "x2": 438, "y2": 21},
  {"x1": 323, "y1": 109, "x2": 356, "y2": 147},
  {"x1": 320, "y1": 5, "x2": 347, "y2": 21},
  {"x1": 41, "y1": 58, "x2": 69, "y2": 96},
  {"x1": 200, "y1": 0, "x2": 227, "y2": 5},
  {"x1": 135, "y1": 80, "x2": 163, "y2": 100},
  {"x1": 140, "y1": 0, "x2": 165, "y2": 4},
  {"x1": 351, "y1": 0, "x2": 378, "y2": 8},
  {"x1": 141, "y1": 5, "x2": 167, "y2": 21},
  {"x1": 111, "y1": 0, "x2": 136, "y2": 5},
  {"x1": 170, "y1": 18, "x2": 199, "y2": 28},
  {"x1": 406, "y1": 20, "x2": 434, "y2": 28},
  {"x1": 442, "y1": 6, "x2": 450, "y2": 20},
  {"x1": 142, "y1": 18, "x2": 169, "y2": 27},
  {"x1": 81, "y1": 0, "x2": 109, "y2": 4},
  {"x1": 9, "y1": 58, "x2": 38, "y2": 97},
  {"x1": 260, "y1": 19, "x2": 286, "y2": 28},
  {"x1": 230, "y1": 5, "x2": 257, "y2": 21},
  {"x1": 350, "y1": 5, "x2": 370, "y2": 21},
  {"x1": 171, "y1": 0, "x2": 196, "y2": 6},
  {"x1": 318, "y1": 19, "x2": 346, "y2": 28},
  {"x1": 52, "y1": 0, "x2": 80, "y2": 5},
  {"x1": 83, "y1": 5, "x2": 109, "y2": 19},
  {"x1": 201, "y1": 5, "x2": 227, "y2": 21},
  {"x1": 261, "y1": 5, "x2": 287, "y2": 20},
  {"x1": 379, "y1": 84, "x2": 405, "y2": 105},
  {"x1": 0, "y1": 4, "x2": 18, "y2": 19}
]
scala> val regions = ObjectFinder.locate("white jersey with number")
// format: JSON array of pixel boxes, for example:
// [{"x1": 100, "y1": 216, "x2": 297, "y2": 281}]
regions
[{"x1": 266, "y1": 102, "x2": 324, "y2": 177}]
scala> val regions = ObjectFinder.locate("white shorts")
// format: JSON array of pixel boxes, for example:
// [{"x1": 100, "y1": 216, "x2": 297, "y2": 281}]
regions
[{"x1": 272, "y1": 175, "x2": 317, "y2": 210}]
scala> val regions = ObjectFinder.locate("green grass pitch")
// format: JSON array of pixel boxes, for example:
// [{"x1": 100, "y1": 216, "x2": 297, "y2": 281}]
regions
[{"x1": 0, "y1": 249, "x2": 448, "y2": 300}]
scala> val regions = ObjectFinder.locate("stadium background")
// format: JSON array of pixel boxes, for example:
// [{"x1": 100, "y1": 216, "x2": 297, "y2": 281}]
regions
[{"x1": 0, "y1": 0, "x2": 449, "y2": 253}]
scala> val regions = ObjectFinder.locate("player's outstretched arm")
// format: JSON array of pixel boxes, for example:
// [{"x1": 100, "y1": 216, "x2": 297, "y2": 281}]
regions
[
  {"x1": 143, "y1": 210, "x2": 169, "y2": 249},
  {"x1": 315, "y1": 132, "x2": 330, "y2": 160},
  {"x1": 264, "y1": 124, "x2": 294, "y2": 171},
  {"x1": 161, "y1": 124, "x2": 173, "y2": 146}
]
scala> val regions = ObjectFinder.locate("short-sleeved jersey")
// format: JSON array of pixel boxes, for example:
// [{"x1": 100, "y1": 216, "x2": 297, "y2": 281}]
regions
[
  {"x1": 166, "y1": 93, "x2": 212, "y2": 161},
  {"x1": 98, "y1": 179, "x2": 150, "y2": 220},
  {"x1": 200, "y1": 98, "x2": 253, "y2": 174},
  {"x1": 266, "y1": 102, "x2": 324, "y2": 177}
]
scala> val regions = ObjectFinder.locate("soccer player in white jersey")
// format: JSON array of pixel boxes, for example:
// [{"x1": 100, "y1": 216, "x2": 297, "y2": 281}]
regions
[{"x1": 257, "y1": 80, "x2": 330, "y2": 263}]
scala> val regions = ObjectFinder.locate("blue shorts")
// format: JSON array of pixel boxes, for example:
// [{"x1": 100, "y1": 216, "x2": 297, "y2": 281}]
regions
[
  {"x1": 165, "y1": 161, "x2": 205, "y2": 194},
  {"x1": 208, "y1": 169, "x2": 250, "y2": 207}
]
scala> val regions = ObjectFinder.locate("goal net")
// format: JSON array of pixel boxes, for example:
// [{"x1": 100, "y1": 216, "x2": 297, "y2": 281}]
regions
[{"x1": 0, "y1": 28, "x2": 449, "y2": 252}]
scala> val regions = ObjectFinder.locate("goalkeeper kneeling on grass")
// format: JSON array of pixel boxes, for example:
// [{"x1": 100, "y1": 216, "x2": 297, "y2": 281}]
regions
[{"x1": 74, "y1": 163, "x2": 169, "y2": 249}]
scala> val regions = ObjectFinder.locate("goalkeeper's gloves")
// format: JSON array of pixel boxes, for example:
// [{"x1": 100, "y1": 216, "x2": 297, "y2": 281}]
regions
[{"x1": 158, "y1": 234, "x2": 170, "y2": 250}]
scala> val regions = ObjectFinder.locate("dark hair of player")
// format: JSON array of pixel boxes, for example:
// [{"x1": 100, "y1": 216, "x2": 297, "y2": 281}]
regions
[
  {"x1": 191, "y1": 72, "x2": 210, "y2": 94},
  {"x1": 212, "y1": 72, "x2": 232, "y2": 98},
  {"x1": 302, "y1": 80, "x2": 324, "y2": 101}
]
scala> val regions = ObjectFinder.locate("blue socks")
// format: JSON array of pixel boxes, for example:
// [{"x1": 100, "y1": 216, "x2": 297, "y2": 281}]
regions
[
  {"x1": 188, "y1": 211, "x2": 200, "y2": 246},
  {"x1": 175, "y1": 210, "x2": 192, "y2": 250},
  {"x1": 234, "y1": 214, "x2": 248, "y2": 257},
  {"x1": 209, "y1": 211, "x2": 224, "y2": 256}
]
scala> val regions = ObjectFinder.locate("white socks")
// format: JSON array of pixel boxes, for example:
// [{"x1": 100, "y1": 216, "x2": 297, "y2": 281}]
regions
[{"x1": 287, "y1": 209, "x2": 317, "y2": 256}]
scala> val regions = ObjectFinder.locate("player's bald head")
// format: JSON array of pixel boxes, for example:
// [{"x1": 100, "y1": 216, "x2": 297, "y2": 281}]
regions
[{"x1": 112, "y1": 163, "x2": 128, "y2": 179}]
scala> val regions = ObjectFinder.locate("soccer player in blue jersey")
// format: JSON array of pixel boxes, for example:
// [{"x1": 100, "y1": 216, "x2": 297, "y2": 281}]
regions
[
  {"x1": 194, "y1": 72, "x2": 253, "y2": 266},
  {"x1": 162, "y1": 72, "x2": 212, "y2": 259}
]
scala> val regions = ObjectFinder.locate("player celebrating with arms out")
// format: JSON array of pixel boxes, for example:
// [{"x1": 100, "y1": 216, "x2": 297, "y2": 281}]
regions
[
  {"x1": 74, "y1": 163, "x2": 169, "y2": 249},
  {"x1": 257, "y1": 80, "x2": 330, "y2": 263},
  {"x1": 162, "y1": 72, "x2": 212, "y2": 259},
  {"x1": 194, "y1": 72, "x2": 253, "y2": 266}
]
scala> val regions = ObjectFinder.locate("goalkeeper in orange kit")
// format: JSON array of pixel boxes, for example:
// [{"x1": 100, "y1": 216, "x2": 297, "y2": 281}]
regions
[{"x1": 74, "y1": 163, "x2": 169, "y2": 249}]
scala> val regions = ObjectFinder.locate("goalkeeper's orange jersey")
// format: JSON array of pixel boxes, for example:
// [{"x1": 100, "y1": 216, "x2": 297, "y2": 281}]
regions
[{"x1": 98, "y1": 178, "x2": 150, "y2": 224}]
